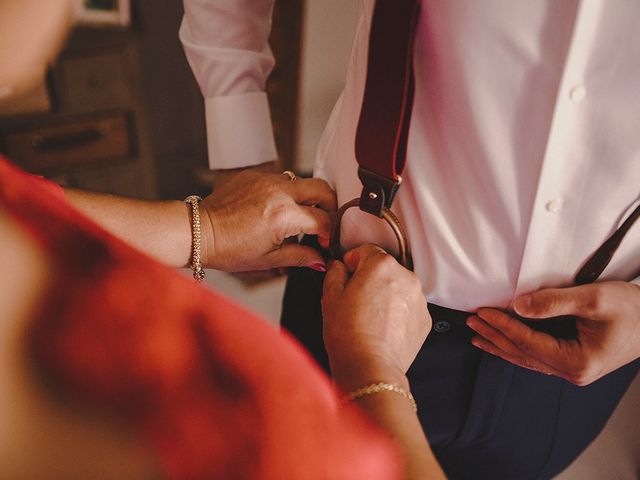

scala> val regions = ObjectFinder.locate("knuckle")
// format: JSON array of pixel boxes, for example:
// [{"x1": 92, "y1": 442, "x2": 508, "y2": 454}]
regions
[
  {"x1": 568, "y1": 374, "x2": 589, "y2": 386},
  {"x1": 567, "y1": 364, "x2": 595, "y2": 386},
  {"x1": 534, "y1": 291, "x2": 563, "y2": 316},
  {"x1": 266, "y1": 204, "x2": 290, "y2": 226},
  {"x1": 519, "y1": 357, "x2": 537, "y2": 371},
  {"x1": 546, "y1": 295, "x2": 562, "y2": 314},
  {"x1": 263, "y1": 181, "x2": 284, "y2": 198},
  {"x1": 370, "y1": 254, "x2": 397, "y2": 276},
  {"x1": 407, "y1": 274, "x2": 424, "y2": 295},
  {"x1": 585, "y1": 289, "x2": 603, "y2": 315},
  {"x1": 410, "y1": 274, "x2": 422, "y2": 290},
  {"x1": 514, "y1": 339, "x2": 528, "y2": 352},
  {"x1": 316, "y1": 179, "x2": 333, "y2": 195},
  {"x1": 378, "y1": 254, "x2": 397, "y2": 268},
  {"x1": 513, "y1": 331, "x2": 534, "y2": 353}
]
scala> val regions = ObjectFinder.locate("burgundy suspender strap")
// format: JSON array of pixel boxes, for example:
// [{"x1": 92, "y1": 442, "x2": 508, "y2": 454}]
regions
[
  {"x1": 329, "y1": 0, "x2": 420, "y2": 269},
  {"x1": 356, "y1": 0, "x2": 420, "y2": 217},
  {"x1": 574, "y1": 202, "x2": 640, "y2": 284}
]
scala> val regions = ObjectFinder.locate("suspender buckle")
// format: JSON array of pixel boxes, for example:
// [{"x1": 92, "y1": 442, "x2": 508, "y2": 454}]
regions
[
  {"x1": 329, "y1": 198, "x2": 413, "y2": 271},
  {"x1": 357, "y1": 167, "x2": 402, "y2": 217},
  {"x1": 328, "y1": 167, "x2": 411, "y2": 270}
]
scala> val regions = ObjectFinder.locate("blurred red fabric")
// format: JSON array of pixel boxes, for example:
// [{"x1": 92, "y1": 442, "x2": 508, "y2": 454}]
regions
[{"x1": 0, "y1": 157, "x2": 400, "y2": 480}]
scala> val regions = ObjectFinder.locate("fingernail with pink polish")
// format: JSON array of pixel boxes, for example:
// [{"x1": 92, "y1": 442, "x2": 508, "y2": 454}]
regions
[
  {"x1": 318, "y1": 236, "x2": 330, "y2": 249},
  {"x1": 309, "y1": 263, "x2": 327, "y2": 272}
]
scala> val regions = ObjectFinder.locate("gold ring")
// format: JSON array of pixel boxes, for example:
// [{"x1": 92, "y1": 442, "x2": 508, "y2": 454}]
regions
[{"x1": 282, "y1": 170, "x2": 297, "y2": 182}]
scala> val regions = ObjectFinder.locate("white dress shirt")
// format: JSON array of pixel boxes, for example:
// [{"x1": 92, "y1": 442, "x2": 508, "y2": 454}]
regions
[{"x1": 181, "y1": 0, "x2": 640, "y2": 311}]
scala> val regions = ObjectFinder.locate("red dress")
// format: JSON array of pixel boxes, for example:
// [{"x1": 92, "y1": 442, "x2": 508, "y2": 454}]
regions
[{"x1": 0, "y1": 157, "x2": 400, "y2": 480}]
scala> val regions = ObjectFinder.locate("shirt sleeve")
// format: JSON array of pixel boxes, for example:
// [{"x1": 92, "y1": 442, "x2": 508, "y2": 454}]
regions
[{"x1": 180, "y1": 0, "x2": 278, "y2": 169}]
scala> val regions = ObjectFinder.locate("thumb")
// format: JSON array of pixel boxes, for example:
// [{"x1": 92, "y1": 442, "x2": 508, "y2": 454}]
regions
[
  {"x1": 514, "y1": 284, "x2": 601, "y2": 319},
  {"x1": 322, "y1": 260, "x2": 349, "y2": 307},
  {"x1": 270, "y1": 243, "x2": 326, "y2": 270},
  {"x1": 343, "y1": 244, "x2": 388, "y2": 273}
]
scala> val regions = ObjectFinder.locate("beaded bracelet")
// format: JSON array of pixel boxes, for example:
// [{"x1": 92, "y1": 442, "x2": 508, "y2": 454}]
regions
[
  {"x1": 184, "y1": 195, "x2": 205, "y2": 282},
  {"x1": 345, "y1": 382, "x2": 417, "y2": 412}
]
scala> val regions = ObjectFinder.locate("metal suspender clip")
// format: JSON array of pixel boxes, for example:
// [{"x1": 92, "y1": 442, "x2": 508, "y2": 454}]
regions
[
  {"x1": 329, "y1": 196, "x2": 414, "y2": 271},
  {"x1": 357, "y1": 167, "x2": 402, "y2": 217},
  {"x1": 330, "y1": 167, "x2": 413, "y2": 271}
]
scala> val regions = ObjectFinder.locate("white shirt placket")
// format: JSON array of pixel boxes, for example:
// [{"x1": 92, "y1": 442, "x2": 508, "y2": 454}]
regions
[{"x1": 513, "y1": 0, "x2": 607, "y2": 300}]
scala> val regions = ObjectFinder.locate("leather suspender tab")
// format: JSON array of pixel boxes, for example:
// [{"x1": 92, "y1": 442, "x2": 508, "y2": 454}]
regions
[
  {"x1": 358, "y1": 167, "x2": 402, "y2": 218},
  {"x1": 355, "y1": 0, "x2": 419, "y2": 217}
]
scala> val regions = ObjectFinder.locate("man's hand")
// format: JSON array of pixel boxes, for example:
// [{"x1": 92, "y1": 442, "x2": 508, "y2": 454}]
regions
[
  {"x1": 200, "y1": 169, "x2": 336, "y2": 272},
  {"x1": 466, "y1": 281, "x2": 640, "y2": 386},
  {"x1": 321, "y1": 245, "x2": 431, "y2": 390}
]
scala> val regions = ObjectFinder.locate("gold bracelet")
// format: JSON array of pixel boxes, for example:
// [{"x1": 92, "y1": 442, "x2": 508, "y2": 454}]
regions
[
  {"x1": 345, "y1": 382, "x2": 417, "y2": 412},
  {"x1": 184, "y1": 195, "x2": 205, "y2": 283}
]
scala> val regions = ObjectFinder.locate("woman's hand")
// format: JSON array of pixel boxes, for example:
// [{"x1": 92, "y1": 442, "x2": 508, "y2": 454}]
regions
[
  {"x1": 322, "y1": 245, "x2": 445, "y2": 480},
  {"x1": 321, "y1": 244, "x2": 431, "y2": 390},
  {"x1": 200, "y1": 170, "x2": 336, "y2": 272},
  {"x1": 63, "y1": 169, "x2": 335, "y2": 273}
]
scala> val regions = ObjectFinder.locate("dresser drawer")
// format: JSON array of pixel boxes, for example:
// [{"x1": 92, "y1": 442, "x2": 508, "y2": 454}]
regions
[{"x1": 2, "y1": 111, "x2": 135, "y2": 173}]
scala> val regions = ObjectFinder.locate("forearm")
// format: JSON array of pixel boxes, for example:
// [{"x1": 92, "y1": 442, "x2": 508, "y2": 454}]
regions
[
  {"x1": 63, "y1": 189, "x2": 192, "y2": 268},
  {"x1": 333, "y1": 362, "x2": 446, "y2": 480}
]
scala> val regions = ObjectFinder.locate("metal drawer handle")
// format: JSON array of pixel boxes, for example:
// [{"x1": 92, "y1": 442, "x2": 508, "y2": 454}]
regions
[{"x1": 32, "y1": 128, "x2": 106, "y2": 151}]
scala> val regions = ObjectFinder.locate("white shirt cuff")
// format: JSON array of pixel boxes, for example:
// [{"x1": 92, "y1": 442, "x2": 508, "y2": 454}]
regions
[{"x1": 204, "y1": 92, "x2": 277, "y2": 170}]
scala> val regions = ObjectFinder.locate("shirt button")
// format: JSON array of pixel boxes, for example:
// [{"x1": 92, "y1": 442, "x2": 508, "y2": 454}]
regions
[
  {"x1": 434, "y1": 320, "x2": 451, "y2": 333},
  {"x1": 545, "y1": 199, "x2": 562, "y2": 213},
  {"x1": 569, "y1": 85, "x2": 586, "y2": 102}
]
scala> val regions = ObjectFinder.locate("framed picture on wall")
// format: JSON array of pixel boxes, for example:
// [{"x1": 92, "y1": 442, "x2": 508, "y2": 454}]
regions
[{"x1": 75, "y1": 0, "x2": 131, "y2": 27}]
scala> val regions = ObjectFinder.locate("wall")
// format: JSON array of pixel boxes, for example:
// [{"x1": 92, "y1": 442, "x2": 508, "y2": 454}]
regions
[{"x1": 296, "y1": 0, "x2": 358, "y2": 172}]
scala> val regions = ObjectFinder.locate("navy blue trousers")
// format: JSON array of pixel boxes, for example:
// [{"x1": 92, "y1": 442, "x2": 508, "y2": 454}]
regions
[{"x1": 281, "y1": 265, "x2": 639, "y2": 479}]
